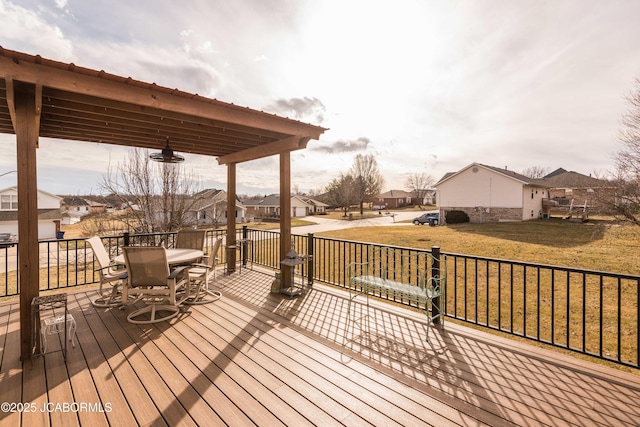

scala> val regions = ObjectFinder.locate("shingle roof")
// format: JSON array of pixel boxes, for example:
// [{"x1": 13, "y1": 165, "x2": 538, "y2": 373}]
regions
[
  {"x1": 0, "y1": 209, "x2": 61, "y2": 221},
  {"x1": 542, "y1": 170, "x2": 608, "y2": 188}
]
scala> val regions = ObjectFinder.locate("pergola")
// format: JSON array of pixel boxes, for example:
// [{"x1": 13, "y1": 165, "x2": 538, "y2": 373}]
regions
[{"x1": 0, "y1": 46, "x2": 327, "y2": 360}]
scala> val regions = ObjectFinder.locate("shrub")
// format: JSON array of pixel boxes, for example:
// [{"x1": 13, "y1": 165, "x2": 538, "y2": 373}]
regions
[{"x1": 445, "y1": 210, "x2": 470, "y2": 224}]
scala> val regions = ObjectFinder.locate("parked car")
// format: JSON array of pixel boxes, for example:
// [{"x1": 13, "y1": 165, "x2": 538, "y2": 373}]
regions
[
  {"x1": 0, "y1": 232, "x2": 17, "y2": 247},
  {"x1": 413, "y1": 212, "x2": 439, "y2": 225}
]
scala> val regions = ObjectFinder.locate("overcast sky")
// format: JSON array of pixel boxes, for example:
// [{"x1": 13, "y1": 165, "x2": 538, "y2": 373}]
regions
[{"x1": 1, "y1": 0, "x2": 640, "y2": 196}]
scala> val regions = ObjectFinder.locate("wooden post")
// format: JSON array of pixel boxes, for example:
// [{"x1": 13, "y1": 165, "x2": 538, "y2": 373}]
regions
[
  {"x1": 226, "y1": 162, "x2": 237, "y2": 273},
  {"x1": 431, "y1": 246, "x2": 441, "y2": 324},
  {"x1": 13, "y1": 81, "x2": 41, "y2": 360},
  {"x1": 279, "y1": 151, "x2": 291, "y2": 290}
]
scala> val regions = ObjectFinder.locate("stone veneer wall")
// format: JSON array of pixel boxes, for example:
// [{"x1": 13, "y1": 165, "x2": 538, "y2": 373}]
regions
[{"x1": 441, "y1": 207, "x2": 524, "y2": 223}]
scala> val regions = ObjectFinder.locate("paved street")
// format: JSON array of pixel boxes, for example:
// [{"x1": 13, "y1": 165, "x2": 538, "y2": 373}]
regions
[{"x1": 291, "y1": 210, "x2": 426, "y2": 234}]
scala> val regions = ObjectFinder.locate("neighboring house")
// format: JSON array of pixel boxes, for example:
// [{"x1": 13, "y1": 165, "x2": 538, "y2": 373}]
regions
[
  {"x1": 0, "y1": 186, "x2": 63, "y2": 239},
  {"x1": 373, "y1": 189, "x2": 436, "y2": 209},
  {"x1": 297, "y1": 196, "x2": 329, "y2": 214},
  {"x1": 60, "y1": 196, "x2": 107, "y2": 224},
  {"x1": 436, "y1": 163, "x2": 549, "y2": 223},
  {"x1": 542, "y1": 168, "x2": 613, "y2": 214},
  {"x1": 185, "y1": 189, "x2": 246, "y2": 226},
  {"x1": 373, "y1": 190, "x2": 412, "y2": 209},
  {"x1": 243, "y1": 194, "x2": 327, "y2": 219},
  {"x1": 409, "y1": 189, "x2": 437, "y2": 206}
]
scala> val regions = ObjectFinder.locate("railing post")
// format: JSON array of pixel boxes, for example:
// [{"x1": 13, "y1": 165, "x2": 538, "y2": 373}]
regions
[
  {"x1": 241, "y1": 225, "x2": 248, "y2": 266},
  {"x1": 307, "y1": 233, "x2": 314, "y2": 286},
  {"x1": 431, "y1": 246, "x2": 441, "y2": 324},
  {"x1": 123, "y1": 232, "x2": 130, "y2": 247}
]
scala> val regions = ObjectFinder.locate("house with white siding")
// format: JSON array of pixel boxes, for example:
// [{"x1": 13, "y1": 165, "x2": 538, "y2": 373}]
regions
[
  {"x1": 435, "y1": 163, "x2": 550, "y2": 223},
  {"x1": 243, "y1": 194, "x2": 326, "y2": 219},
  {"x1": 0, "y1": 186, "x2": 63, "y2": 239}
]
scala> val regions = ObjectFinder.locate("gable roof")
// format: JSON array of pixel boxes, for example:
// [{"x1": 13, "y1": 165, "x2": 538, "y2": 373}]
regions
[
  {"x1": 298, "y1": 196, "x2": 329, "y2": 207},
  {"x1": 189, "y1": 189, "x2": 239, "y2": 211},
  {"x1": 61, "y1": 196, "x2": 90, "y2": 206},
  {"x1": 377, "y1": 190, "x2": 411, "y2": 199},
  {"x1": 542, "y1": 169, "x2": 608, "y2": 188},
  {"x1": 436, "y1": 163, "x2": 549, "y2": 187},
  {"x1": 0, "y1": 186, "x2": 63, "y2": 200},
  {"x1": 243, "y1": 194, "x2": 281, "y2": 207},
  {"x1": 243, "y1": 194, "x2": 328, "y2": 208}
]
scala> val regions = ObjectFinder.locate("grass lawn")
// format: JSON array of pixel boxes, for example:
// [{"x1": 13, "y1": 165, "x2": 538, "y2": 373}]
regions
[
  {"x1": 317, "y1": 216, "x2": 640, "y2": 276},
  {"x1": 318, "y1": 216, "x2": 640, "y2": 372}
]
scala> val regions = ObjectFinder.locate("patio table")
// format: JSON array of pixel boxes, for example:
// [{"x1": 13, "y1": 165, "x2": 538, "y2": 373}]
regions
[{"x1": 113, "y1": 248, "x2": 203, "y2": 267}]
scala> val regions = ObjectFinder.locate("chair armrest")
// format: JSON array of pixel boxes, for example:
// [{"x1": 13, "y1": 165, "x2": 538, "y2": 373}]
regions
[
  {"x1": 95, "y1": 265, "x2": 127, "y2": 277},
  {"x1": 169, "y1": 265, "x2": 190, "y2": 279}
]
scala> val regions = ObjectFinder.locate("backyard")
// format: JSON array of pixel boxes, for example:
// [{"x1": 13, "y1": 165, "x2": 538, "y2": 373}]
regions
[
  {"x1": 317, "y1": 216, "x2": 640, "y2": 276},
  {"x1": 3, "y1": 213, "x2": 639, "y2": 370}
]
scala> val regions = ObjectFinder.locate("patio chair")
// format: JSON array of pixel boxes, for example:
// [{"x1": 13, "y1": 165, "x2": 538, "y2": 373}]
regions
[
  {"x1": 86, "y1": 236, "x2": 128, "y2": 307},
  {"x1": 175, "y1": 228, "x2": 206, "y2": 250},
  {"x1": 186, "y1": 237, "x2": 223, "y2": 304},
  {"x1": 175, "y1": 228, "x2": 206, "y2": 265},
  {"x1": 121, "y1": 246, "x2": 191, "y2": 324}
]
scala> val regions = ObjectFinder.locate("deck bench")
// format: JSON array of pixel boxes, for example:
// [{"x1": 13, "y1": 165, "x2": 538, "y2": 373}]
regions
[{"x1": 347, "y1": 247, "x2": 444, "y2": 341}]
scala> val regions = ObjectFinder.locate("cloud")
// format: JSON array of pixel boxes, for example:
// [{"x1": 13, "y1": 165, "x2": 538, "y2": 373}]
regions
[
  {"x1": 312, "y1": 137, "x2": 370, "y2": 154},
  {"x1": 264, "y1": 96, "x2": 326, "y2": 124},
  {"x1": 0, "y1": 0, "x2": 74, "y2": 61}
]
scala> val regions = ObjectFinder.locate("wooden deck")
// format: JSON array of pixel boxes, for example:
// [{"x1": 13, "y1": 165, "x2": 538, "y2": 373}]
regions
[{"x1": 1, "y1": 268, "x2": 639, "y2": 426}]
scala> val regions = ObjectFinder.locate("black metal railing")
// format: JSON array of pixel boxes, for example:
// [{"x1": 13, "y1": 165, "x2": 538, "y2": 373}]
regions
[{"x1": 1, "y1": 228, "x2": 638, "y2": 368}]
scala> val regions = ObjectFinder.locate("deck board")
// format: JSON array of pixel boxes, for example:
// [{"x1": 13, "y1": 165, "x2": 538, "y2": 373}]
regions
[
  {"x1": 0, "y1": 301, "x2": 23, "y2": 427},
  {"x1": 1, "y1": 268, "x2": 639, "y2": 426},
  {"x1": 79, "y1": 294, "x2": 166, "y2": 426},
  {"x1": 69, "y1": 293, "x2": 137, "y2": 427}
]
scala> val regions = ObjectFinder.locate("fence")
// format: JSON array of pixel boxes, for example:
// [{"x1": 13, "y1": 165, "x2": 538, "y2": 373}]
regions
[{"x1": 1, "y1": 227, "x2": 638, "y2": 368}]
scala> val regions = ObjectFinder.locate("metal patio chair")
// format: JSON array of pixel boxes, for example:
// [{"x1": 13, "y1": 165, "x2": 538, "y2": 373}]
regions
[
  {"x1": 86, "y1": 236, "x2": 128, "y2": 307},
  {"x1": 121, "y1": 246, "x2": 191, "y2": 324},
  {"x1": 186, "y1": 237, "x2": 223, "y2": 304}
]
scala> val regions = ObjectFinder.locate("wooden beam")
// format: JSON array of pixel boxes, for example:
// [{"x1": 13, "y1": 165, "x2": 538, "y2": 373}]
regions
[
  {"x1": 217, "y1": 135, "x2": 311, "y2": 165},
  {"x1": 12, "y1": 81, "x2": 40, "y2": 361},
  {"x1": 226, "y1": 163, "x2": 237, "y2": 274},
  {"x1": 0, "y1": 56, "x2": 326, "y2": 138},
  {"x1": 39, "y1": 103, "x2": 276, "y2": 148},
  {"x1": 279, "y1": 151, "x2": 292, "y2": 290},
  {"x1": 40, "y1": 88, "x2": 289, "y2": 141}
]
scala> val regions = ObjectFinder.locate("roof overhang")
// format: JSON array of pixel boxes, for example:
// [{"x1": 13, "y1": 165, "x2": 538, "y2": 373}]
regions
[{"x1": 0, "y1": 46, "x2": 327, "y2": 164}]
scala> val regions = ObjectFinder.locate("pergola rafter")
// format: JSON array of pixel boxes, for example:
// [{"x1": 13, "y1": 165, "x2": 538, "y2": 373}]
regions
[{"x1": 0, "y1": 46, "x2": 327, "y2": 360}]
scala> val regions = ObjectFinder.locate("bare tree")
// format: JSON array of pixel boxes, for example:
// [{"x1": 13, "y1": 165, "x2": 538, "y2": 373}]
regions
[
  {"x1": 350, "y1": 154, "x2": 385, "y2": 215},
  {"x1": 324, "y1": 173, "x2": 358, "y2": 217},
  {"x1": 405, "y1": 172, "x2": 435, "y2": 208},
  {"x1": 606, "y1": 77, "x2": 640, "y2": 225},
  {"x1": 521, "y1": 166, "x2": 550, "y2": 179},
  {"x1": 100, "y1": 148, "x2": 206, "y2": 233}
]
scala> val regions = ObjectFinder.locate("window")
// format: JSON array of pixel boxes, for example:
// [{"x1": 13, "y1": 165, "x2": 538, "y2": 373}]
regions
[{"x1": 1, "y1": 194, "x2": 17, "y2": 210}]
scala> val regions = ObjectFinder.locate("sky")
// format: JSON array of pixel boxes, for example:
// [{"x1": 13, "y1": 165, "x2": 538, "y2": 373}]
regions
[{"x1": 1, "y1": 0, "x2": 640, "y2": 196}]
